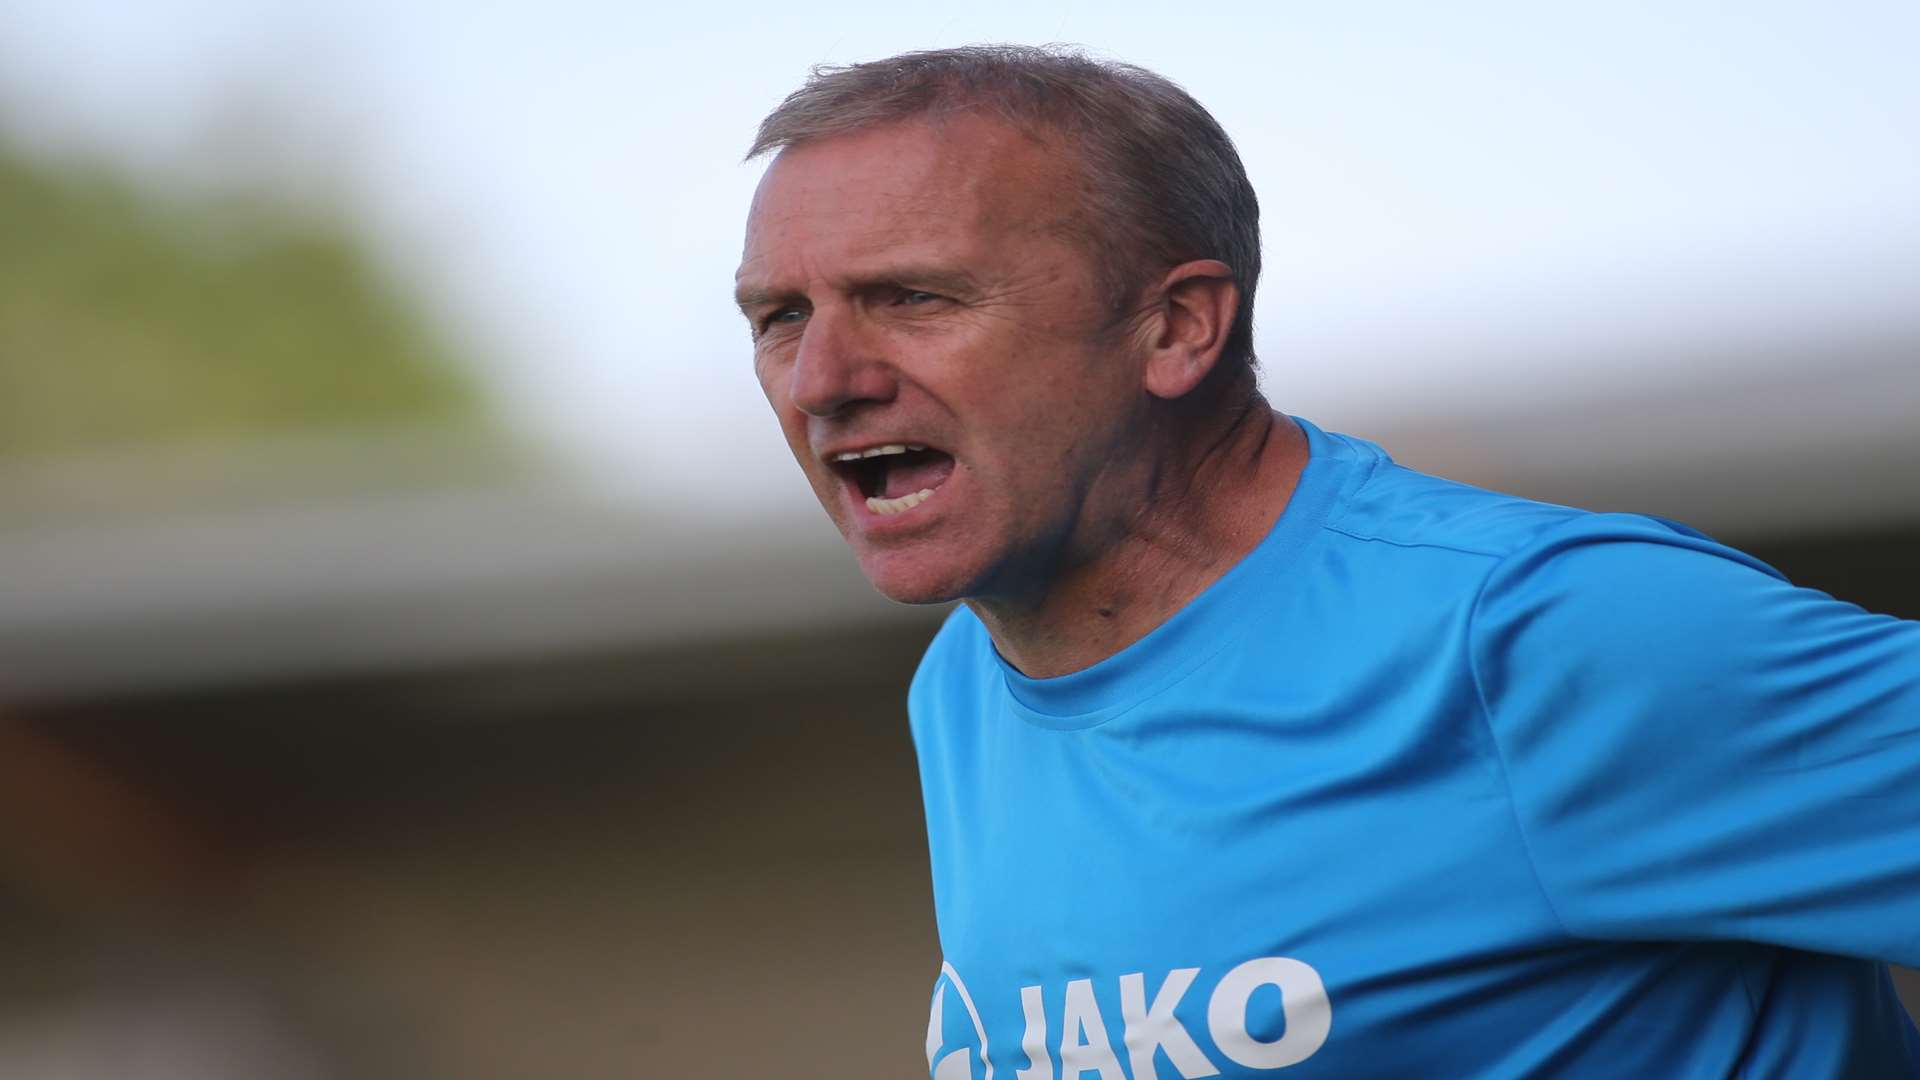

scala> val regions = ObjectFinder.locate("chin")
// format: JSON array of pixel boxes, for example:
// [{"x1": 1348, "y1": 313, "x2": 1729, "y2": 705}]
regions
[
  {"x1": 864, "y1": 573, "x2": 968, "y2": 607},
  {"x1": 855, "y1": 551, "x2": 976, "y2": 607}
]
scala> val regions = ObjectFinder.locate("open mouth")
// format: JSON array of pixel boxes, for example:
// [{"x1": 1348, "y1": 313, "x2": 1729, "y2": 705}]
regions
[{"x1": 829, "y1": 444, "x2": 956, "y2": 516}]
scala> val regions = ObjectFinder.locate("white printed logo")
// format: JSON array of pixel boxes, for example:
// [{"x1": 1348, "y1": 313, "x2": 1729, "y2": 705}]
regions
[
  {"x1": 927, "y1": 962, "x2": 994, "y2": 1080},
  {"x1": 929, "y1": 957, "x2": 1330, "y2": 1080}
]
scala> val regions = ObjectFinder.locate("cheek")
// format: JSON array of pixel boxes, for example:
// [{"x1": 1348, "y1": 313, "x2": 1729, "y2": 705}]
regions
[
  {"x1": 752, "y1": 361, "x2": 811, "y2": 458},
  {"x1": 775, "y1": 411, "x2": 813, "y2": 463},
  {"x1": 752, "y1": 351, "x2": 784, "y2": 404},
  {"x1": 756, "y1": 359, "x2": 805, "y2": 428}
]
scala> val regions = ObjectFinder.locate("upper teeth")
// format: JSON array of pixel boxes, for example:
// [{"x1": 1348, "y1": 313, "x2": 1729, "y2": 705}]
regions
[{"x1": 832, "y1": 443, "x2": 926, "y2": 462}]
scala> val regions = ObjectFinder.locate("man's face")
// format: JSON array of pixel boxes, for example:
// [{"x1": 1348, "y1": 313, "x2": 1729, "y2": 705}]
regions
[{"x1": 737, "y1": 115, "x2": 1150, "y2": 606}]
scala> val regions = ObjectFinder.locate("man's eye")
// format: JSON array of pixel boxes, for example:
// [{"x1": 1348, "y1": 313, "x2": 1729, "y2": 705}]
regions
[
  {"x1": 763, "y1": 308, "x2": 806, "y2": 329},
  {"x1": 897, "y1": 290, "x2": 941, "y2": 306}
]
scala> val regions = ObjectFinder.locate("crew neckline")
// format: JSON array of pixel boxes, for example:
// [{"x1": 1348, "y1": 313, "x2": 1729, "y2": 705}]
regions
[{"x1": 992, "y1": 416, "x2": 1360, "y2": 730}]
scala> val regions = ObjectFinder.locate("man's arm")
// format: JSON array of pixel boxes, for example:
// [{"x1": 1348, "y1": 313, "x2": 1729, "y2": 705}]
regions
[{"x1": 1468, "y1": 515, "x2": 1920, "y2": 965}]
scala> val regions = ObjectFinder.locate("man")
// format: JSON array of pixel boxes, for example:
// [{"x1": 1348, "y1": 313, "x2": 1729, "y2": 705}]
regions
[{"x1": 736, "y1": 45, "x2": 1920, "y2": 1079}]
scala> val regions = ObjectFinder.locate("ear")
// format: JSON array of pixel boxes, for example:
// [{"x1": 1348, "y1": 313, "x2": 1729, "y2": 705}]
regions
[{"x1": 1140, "y1": 259, "x2": 1240, "y2": 401}]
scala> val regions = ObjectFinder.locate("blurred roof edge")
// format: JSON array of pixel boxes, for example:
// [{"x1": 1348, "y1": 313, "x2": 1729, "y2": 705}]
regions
[{"x1": 2, "y1": 328, "x2": 1914, "y2": 704}]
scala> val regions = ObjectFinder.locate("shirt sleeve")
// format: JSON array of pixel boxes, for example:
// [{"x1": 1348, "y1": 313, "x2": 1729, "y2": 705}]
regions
[{"x1": 1468, "y1": 514, "x2": 1920, "y2": 967}]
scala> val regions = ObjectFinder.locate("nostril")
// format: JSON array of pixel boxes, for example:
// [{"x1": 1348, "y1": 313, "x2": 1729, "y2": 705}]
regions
[{"x1": 790, "y1": 350, "x2": 867, "y2": 419}]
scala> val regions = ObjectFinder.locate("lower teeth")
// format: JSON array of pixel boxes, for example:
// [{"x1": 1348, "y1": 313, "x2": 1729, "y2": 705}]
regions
[{"x1": 867, "y1": 487, "x2": 936, "y2": 515}]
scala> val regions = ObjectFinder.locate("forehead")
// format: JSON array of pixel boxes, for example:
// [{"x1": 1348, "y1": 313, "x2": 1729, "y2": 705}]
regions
[{"x1": 737, "y1": 115, "x2": 1077, "y2": 284}]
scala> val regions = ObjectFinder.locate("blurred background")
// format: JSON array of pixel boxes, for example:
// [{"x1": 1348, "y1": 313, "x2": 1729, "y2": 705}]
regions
[{"x1": 0, "y1": 2, "x2": 1915, "y2": 1076}]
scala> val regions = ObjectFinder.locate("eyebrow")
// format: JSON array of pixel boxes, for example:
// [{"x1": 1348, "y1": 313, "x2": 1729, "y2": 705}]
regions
[
  {"x1": 732, "y1": 285, "x2": 790, "y2": 313},
  {"x1": 733, "y1": 266, "x2": 983, "y2": 314}
]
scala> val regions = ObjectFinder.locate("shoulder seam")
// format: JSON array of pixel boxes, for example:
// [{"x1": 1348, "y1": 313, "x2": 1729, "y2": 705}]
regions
[
  {"x1": 1316, "y1": 430, "x2": 1386, "y2": 535},
  {"x1": 1321, "y1": 522, "x2": 1507, "y2": 561},
  {"x1": 1322, "y1": 456, "x2": 1589, "y2": 561}
]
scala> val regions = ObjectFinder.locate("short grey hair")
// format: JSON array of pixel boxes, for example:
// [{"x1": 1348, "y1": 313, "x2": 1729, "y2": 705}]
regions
[{"x1": 747, "y1": 44, "x2": 1263, "y2": 372}]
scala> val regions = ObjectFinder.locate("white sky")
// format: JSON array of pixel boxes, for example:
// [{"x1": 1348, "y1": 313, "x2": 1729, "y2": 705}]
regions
[{"x1": 2, "y1": 1, "x2": 1916, "y2": 518}]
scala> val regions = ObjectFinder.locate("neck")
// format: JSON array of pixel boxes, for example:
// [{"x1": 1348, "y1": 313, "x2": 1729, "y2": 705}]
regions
[{"x1": 969, "y1": 386, "x2": 1308, "y2": 678}]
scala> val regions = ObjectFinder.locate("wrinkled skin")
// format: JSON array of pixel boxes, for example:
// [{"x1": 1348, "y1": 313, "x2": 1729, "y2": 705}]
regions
[{"x1": 738, "y1": 115, "x2": 1157, "y2": 609}]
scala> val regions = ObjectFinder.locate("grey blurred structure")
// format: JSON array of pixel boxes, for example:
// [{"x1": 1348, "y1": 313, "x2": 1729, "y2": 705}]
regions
[
  {"x1": 2, "y1": 367, "x2": 1916, "y2": 1076},
  {"x1": 2, "y1": 181, "x2": 1916, "y2": 1077},
  {"x1": 4, "y1": 301, "x2": 1917, "y2": 702}
]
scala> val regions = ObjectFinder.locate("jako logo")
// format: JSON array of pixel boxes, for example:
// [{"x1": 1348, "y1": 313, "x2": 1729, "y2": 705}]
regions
[
  {"x1": 928, "y1": 962, "x2": 995, "y2": 1080},
  {"x1": 929, "y1": 957, "x2": 1331, "y2": 1080}
]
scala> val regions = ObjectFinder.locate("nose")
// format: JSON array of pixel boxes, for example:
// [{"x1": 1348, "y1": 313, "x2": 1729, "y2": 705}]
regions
[{"x1": 787, "y1": 305, "x2": 896, "y2": 418}]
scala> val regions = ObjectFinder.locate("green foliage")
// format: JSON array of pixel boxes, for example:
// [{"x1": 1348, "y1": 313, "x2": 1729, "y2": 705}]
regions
[{"x1": 0, "y1": 150, "x2": 488, "y2": 460}]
